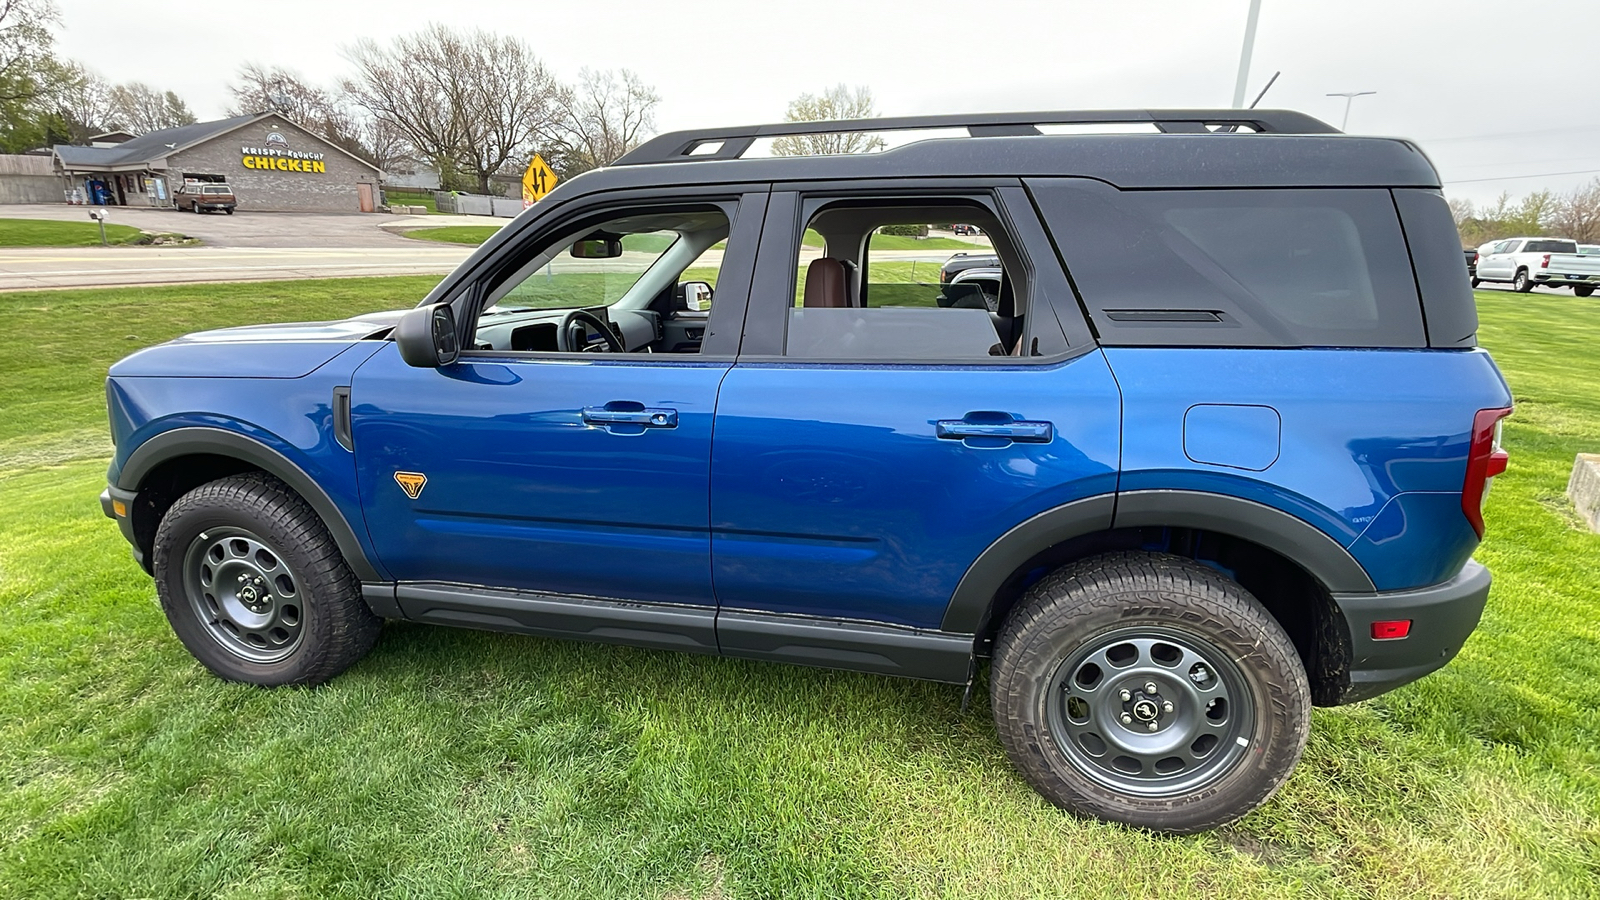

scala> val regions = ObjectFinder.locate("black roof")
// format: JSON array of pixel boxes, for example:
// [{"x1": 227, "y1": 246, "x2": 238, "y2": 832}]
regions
[{"x1": 549, "y1": 109, "x2": 1440, "y2": 199}]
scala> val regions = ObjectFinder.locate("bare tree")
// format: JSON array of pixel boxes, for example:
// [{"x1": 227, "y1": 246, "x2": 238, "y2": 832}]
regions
[
  {"x1": 771, "y1": 84, "x2": 886, "y2": 157},
  {"x1": 226, "y1": 63, "x2": 388, "y2": 166},
  {"x1": 342, "y1": 25, "x2": 562, "y2": 193},
  {"x1": 552, "y1": 68, "x2": 660, "y2": 175},
  {"x1": 109, "y1": 81, "x2": 196, "y2": 133},
  {"x1": 1447, "y1": 196, "x2": 1473, "y2": 229},
  {"x1": 1548, "y1": 178, "x2": 1600, "y2": 244}
]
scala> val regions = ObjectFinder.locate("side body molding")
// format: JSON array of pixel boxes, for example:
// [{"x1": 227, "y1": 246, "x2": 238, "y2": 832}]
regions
[
  {"x1": 939, "y1": 490, "x2": 1376, "y2": 634},
  {"x1": 115, "y1": 426, "x2": 384, "y2": 583}
]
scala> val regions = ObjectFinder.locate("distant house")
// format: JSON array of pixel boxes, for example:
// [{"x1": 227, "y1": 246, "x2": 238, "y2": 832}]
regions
[{"x1": 50, "y1": 112, "x2": 384, "y2": 212}]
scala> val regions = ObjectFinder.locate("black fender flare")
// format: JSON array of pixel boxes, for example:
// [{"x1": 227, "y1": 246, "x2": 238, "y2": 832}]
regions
[
  {"x1": 939, "y1": 489, "x2": 1375, "y2": 633},
  {"x1": 115, "y1": 426, "x2": 384, "y2": 583}
]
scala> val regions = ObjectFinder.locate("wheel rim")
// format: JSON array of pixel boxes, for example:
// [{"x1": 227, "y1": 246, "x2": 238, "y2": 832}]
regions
[
  {"x1": 182, "y1": 527, "x2": 306, "y2": 663},
  {"x1": 1045, "y1": 626, "x2": 1256, "y2": 797}
]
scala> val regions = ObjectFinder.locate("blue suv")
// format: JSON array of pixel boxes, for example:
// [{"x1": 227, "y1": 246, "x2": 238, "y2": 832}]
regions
[{"x1": 100, "y1": 110, "x2": 1512, "y2": 833}]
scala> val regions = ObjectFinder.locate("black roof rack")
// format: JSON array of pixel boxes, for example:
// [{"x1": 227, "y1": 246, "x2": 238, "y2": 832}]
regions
[{"x1": 611, "y1": 109, "x2": 1340, "y2": 167}]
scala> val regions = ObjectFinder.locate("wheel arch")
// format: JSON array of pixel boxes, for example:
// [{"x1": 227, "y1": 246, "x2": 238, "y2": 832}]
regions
[
  {"x1": 116, "y1": 426, "x2": 383, "y2": 583},
  {"x1": 942, "y1": 490, "x2": 1372, "y2": 706}
]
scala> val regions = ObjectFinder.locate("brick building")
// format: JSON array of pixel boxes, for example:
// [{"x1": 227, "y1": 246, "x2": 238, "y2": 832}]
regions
[{"x1": 51, "y1": 112, "x2": 383, "y2": 212}]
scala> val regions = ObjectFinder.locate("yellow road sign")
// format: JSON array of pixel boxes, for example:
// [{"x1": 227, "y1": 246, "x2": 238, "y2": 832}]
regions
[{"x1": 522, "y1": 154, "x2": 558, "y2": 206}]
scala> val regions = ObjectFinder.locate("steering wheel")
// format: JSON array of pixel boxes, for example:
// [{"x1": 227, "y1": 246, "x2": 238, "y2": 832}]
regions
[{"x1": 557, "y1": 309, "x2": 625, "y2": 353}]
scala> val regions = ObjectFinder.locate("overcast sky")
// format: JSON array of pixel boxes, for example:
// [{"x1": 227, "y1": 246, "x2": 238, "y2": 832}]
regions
[{"x1": 54, "y1": 0, "x2": 1600, "y2": 208}]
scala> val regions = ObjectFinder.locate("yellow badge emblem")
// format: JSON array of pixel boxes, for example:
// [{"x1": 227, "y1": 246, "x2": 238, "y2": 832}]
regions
[{"x1": 394, "y1": 471, "x2": 428, "y2": 500}]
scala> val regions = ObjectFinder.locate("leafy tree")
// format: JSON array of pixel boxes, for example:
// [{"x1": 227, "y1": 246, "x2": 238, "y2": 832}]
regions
[
  {"x1": 108, "y1": 81, "x2": 196, "y2": 134},
  {"x1": 771, "y1": 85, "x2": 886, "y2": 157}
]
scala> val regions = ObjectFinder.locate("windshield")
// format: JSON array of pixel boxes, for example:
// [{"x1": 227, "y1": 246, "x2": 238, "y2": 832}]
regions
[{"x1": 489, "y1": 230, "x2": 681, "y2": 311}]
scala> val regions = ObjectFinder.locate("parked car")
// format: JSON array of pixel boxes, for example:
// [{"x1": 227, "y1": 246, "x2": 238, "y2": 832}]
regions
[
  {"x1": 1472, "y1": 236, "x2": 1579, "y2": 291},
  {"x1": 100, "y1": 108, "x2": 1510, "y2": 834},
  {"x1": 952, "y1": 224, "x2": 981, "y2": 236},
  {"x1": 173, "y1": 182, "x2": 236, "y2": 214},
  {"x1": 940, "y1": 250, "x2": 1001, "y2": 283},
  {"x1": 1530, "y1": 250, "x2": 1600, "y2": 296},
  {"x1": 1580, "y1": 244, "x2": 1600, "y2": 256}
]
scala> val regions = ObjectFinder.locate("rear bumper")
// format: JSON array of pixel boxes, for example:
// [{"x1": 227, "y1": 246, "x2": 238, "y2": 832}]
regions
[
  {"x1": 1331, "y1": 559, "x2": 1491, "y2": 703},
  {"x1": 100, "y1": 485, "x2": 147, "y2": 571},
  {"x1": 1532, "y1": 273, "x2": 1600, "y2": 286}
]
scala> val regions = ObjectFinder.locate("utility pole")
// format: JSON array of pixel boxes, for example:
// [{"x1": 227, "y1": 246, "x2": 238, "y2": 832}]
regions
[
  {"x1": 1232, "y1": 0, "x2": 1264, "y2": 108},
  {"x1": 1326, "y1": 91, "x2": 1377, "y2": 131}
]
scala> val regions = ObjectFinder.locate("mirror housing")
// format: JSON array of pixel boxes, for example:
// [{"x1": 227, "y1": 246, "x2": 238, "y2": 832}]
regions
[
  {"x1": 679, "y1": 281, "x2": 713, "y2": 312},
  {"x1": 569, "y1": 231, "x2": 624, "y2": 259},
  {"x1": 395, "y1": 303, "x2": 459, "y2": 368}
]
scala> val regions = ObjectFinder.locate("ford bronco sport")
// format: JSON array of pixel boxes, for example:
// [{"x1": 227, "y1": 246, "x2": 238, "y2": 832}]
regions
[{"x1": 100, "y1": 109, "x2": 1511, "y2": 833}]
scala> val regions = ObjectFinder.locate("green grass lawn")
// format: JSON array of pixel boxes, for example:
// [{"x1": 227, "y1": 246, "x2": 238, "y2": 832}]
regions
[
  {"x1": 402, "y1": 225, "x2": 504, "y2": 245},
  {"x1": 0, "y1": 217, "x2": 144, "y2": 247},
  {"x1": 2, "y1": 284, "x2": 1599, "y2": 897}
]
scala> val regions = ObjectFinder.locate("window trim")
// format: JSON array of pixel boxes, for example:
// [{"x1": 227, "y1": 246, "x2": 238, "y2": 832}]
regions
[
  {"x1": 738, "y1": 184, "x2": 1085, "y2": 366},
  {"x1": 450, "y1": 190, "x2": 768, "y2": 362}
]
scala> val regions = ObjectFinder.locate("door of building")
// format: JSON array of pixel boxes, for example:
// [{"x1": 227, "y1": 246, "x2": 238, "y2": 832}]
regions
[{"x1": 357, "y1": 183, "x2": 374, "y2": 212}]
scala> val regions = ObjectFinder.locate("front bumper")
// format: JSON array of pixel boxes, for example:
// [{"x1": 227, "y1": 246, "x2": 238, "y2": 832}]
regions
[
  {"x1": 100, "y1": 485, "x2": 147, "y2": 571},
  {"x1": 1331, "y1": 559, "x2": 1491, "y2": 703}
]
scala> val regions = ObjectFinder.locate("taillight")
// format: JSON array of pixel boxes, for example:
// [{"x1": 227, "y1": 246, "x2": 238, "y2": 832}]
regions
[
  {"x1": 1462, "y1": 407, "x2": 1512, "y2": 538},
  {"x1": 1541, "y1": 254, "x2": 1551, "y2": 269}
]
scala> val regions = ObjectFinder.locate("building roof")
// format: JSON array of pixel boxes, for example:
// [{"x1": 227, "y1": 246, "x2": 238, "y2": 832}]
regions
[{"x1": 52, "y1": 112, "x2": 381, "y2": 174}]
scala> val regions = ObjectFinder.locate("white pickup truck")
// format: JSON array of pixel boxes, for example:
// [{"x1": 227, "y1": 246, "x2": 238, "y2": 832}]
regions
[{"x1": 1473, "y1": 237, "x2": 1600, "y2": 296}]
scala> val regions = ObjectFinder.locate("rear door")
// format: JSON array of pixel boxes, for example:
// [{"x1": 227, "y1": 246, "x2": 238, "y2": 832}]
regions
[{"x1": 708, "y1": 185, "x2": 1121, "y2": 670}]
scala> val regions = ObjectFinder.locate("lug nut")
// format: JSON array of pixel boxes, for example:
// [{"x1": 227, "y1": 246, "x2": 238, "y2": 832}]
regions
[
  {"x1": 1163, "y1": 701, "x2": 1174, "y2": 713},
  {"x1": 1119, "y1": 689, "x2": 1132, "y2": 701},
  {"x1": 1144, "y1": 682, "x2": 1158, "y2": 694},
  {"x1": 1147, "y1": 722, "x2": 1159, "y2": 732},
  {"x1": 1120, "y1": 713, "x2": 1132, "y2": 724}
]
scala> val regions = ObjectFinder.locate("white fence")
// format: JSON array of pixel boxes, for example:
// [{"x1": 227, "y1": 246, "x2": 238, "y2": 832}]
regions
[{"x1": 432, "y1": 191, "x2": 523, "y2": 218}]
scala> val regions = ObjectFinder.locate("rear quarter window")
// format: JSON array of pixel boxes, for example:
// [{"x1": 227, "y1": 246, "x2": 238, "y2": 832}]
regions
[{"x1": 1027, "y1": 179, "x2": 1427, "y2": 348}]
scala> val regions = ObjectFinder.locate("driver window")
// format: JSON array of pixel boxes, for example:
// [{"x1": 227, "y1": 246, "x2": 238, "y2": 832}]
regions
[{"x1": 473, "y1": 208, "x2": 731, "y2": 355}]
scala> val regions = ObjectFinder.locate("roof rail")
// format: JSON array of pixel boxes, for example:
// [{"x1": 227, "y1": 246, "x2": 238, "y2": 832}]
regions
[{"x1": 611, "y1": 109, "x2": 1340, "y2": 167}]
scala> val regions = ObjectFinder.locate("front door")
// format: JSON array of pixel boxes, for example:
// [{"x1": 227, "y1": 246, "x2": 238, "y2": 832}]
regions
[
  {"x1": 357, "y1": 183, "x2": 375, "y2": 213},
  {"x1": 351, "y1": 194, "x2": 763, "y2": 607},
  {"x1": 710, "y1": 189, "x2": 1121, "y2": 633}
]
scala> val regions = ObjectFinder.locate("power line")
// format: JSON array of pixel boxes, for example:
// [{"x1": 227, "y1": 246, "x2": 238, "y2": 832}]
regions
[{"x1": 1442, "y1": 168, "x2": 1600, "y2": 185}]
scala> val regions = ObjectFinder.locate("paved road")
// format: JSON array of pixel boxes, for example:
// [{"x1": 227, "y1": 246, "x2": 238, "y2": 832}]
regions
[
  {"x1": 0, "y1": 205, "x2": 990, "y2": 291},
  {"x1": 0, "y1": 204, "x2": 490, "y2": 290}
]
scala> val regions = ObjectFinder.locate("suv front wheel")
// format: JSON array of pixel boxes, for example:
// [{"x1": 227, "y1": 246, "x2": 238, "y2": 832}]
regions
[
  {"x1": 151, "y1": 472, "x2": 382, "y2": 686},
  {"x1": 990, "y1": 552, "x2": 1310, "y2": 833}
]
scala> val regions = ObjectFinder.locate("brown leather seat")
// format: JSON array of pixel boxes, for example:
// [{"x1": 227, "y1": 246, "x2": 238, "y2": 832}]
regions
[{"x1": 803, "y1": 257, "x2": 850, "y2": 308}]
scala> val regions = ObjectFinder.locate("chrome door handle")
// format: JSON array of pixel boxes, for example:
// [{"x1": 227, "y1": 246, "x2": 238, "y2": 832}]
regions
[
  {"x1": 936, "y1": 419, "x2": 1053, "y2": 443},
  {"x1": 582, "y1": 406, "x2": 678, "y2": 428}
]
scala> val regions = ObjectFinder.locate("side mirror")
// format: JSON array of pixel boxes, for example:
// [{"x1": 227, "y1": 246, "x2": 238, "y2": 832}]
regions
[
  {"x1": 680, "y1": 281, "x2": 713, "y2": 312},
  {"x1": 569, "y1": 231, "x2": 624, "y2": 259},
  {"x1": 395, "y1": 303, "x2": 460, "y2": 367}
]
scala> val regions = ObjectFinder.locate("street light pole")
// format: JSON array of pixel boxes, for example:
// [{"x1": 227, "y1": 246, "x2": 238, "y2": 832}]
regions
[
  {"x1": 1326, "y1": 91, "x2": 1377, "y2": 131},
  {"x1": 1232, "y1": 0, "x2": 1264, "y2": 108}
]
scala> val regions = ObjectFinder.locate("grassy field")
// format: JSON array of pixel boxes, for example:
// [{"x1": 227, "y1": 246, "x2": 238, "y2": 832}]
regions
[
  {"x1": 1, "y1": 282, "x2": 1598, "y2": 897},
  {"x1": 0, "y1": 217, "x2": 144, "y2": 247}
]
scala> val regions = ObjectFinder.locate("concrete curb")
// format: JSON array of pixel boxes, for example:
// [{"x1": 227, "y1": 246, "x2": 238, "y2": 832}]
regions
[{"x1": 1568, "y1": 453, "x2": 1600, "y2": 533}]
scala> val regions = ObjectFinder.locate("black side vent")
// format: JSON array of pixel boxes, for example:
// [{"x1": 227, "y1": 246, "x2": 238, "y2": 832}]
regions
[
  {"x1": 332, "y1": 387, "x2": 353, "y2": 451},
  {"x1": 1103, "y1": 309, "x2": 1225, "y2": 323}
]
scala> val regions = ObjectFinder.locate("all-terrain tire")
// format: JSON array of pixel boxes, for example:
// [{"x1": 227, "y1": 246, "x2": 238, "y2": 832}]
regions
[
  {"x1": 152, "y1": 472, "x2": 381, "y2": 686},
  {"x1": 1575, "y1": 285, "x2": 1593, "y2": 298},
  {"x1": 990, "y1": 552, "x2": 1310, "y2": 834}
]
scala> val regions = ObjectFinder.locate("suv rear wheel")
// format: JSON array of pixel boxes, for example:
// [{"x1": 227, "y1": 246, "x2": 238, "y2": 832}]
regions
[
  {"x1": 990, "y1": 552, "x2": 1309, "y2": 833},
  {"x1": 151, "y1": 472, "x2": 381, "y2": 686}
]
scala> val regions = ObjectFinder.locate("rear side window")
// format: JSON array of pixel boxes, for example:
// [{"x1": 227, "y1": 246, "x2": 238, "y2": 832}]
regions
[
  {"x1": 1524, "y1": 239, "x2": 1577, "y2": 254},
  {"x1": 1028, "y1": 179, "x2": 1426, "y2": 348}
]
